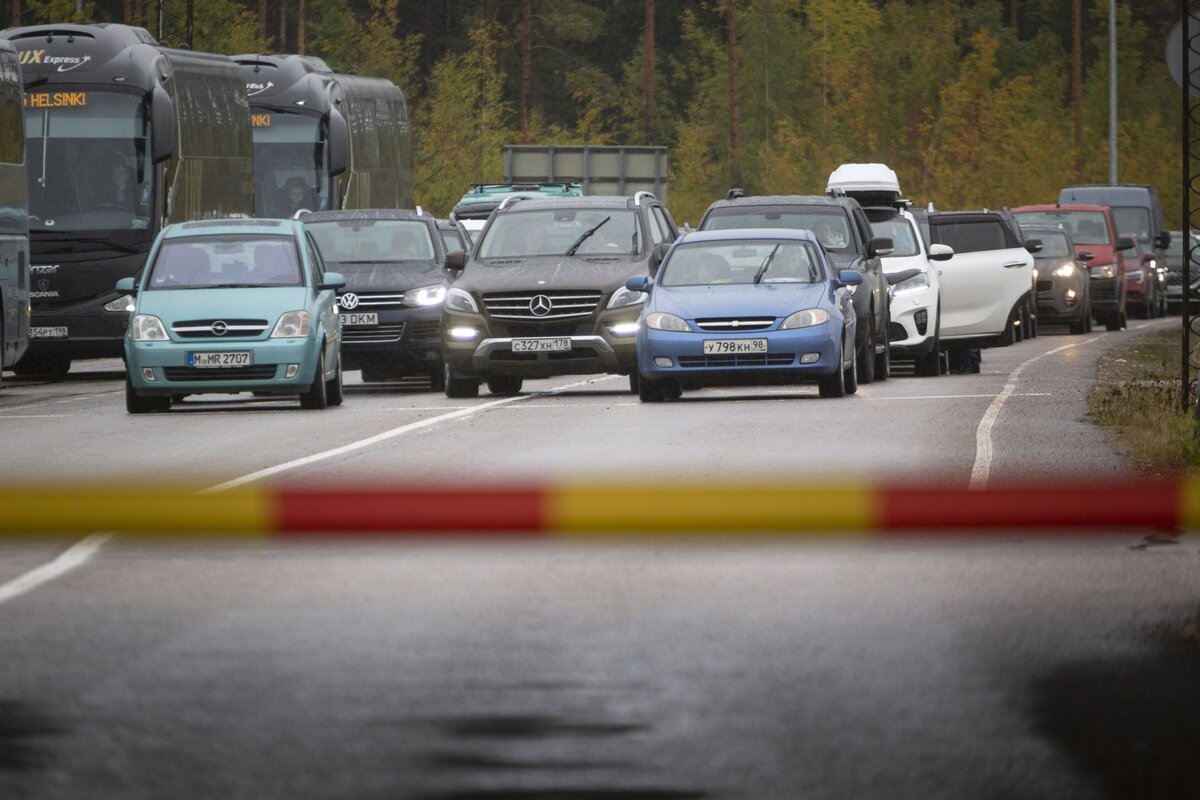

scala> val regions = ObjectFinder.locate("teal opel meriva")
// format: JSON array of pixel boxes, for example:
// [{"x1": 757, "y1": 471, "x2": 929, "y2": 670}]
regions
[{"x1": 120, "y1": 219, "x2": 345, "y2": 413}]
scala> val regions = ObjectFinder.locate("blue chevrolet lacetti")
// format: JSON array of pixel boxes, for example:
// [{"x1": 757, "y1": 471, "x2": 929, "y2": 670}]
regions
[
  {"x1": 120, "y1": 219, "x2": 345, "y2": 413},
  {"x1": 628, "y1": 228, "x2": 863, "y2": 401}
]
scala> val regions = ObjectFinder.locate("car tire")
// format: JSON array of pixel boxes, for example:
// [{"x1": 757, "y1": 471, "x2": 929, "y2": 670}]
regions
[
  {"x1": 1104, "y1": 311, "x2": 1121, "y2": 332},
  {"x1": 126, "y1": 373, "x2": 169, "y2": 414},
  {"x1": 855, "y1": 313, "x2": 876, "y2": 385},
  {"x1": 914, "y1": 312, "x2": 941, "y2": 377},
  {"x1": 12, "y1": 354, "x2": 70, "y2": 378},
  {"x1": 1027, "y1": 297, "x2": 1038, "y2": 338},
  {"x1": 486, "y1": 375, "x2": 523, "y2": 395},
  {"x1": 819, "y1": 344, "x2": 848, "y2": 398},
  {"x1": 874, "y1": 306, "x2": 891, "y2": 381},
  {"x1": 843, "y1": 341, "x2": 858, "y2": 395},
  {"x1": 628, "y1": 372, "x2": 639, "y2": 394},
  {"x1": 326, "y1": 354, "x2": 344, "y2": 406},
  {"x1": 638, "y1": 374, "x2": 680, "y2": 402},
  {"x1": 444, "y1": 363, "x2": 480, "y2": 398},
  {"x1": 429, "y1": 360, "x2": 446, "y2": 392},
  {"x1": 1068, "y1": 314, "x2": 1086, "y2": 334},
  {"x1": 299, "y1": 355, "x2": 329, "y2": 409}
]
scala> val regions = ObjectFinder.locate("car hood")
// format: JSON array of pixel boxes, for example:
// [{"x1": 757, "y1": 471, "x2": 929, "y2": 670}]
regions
[
  {"x1": 1034, "y1": 256, "x2": 1080, "y2": 272},
  {"x1": 650, "y1": 282, "x2": 831, "y2": 319},
  {"x1": 327, "y1": 261, "x2": 442, "y2": 292},
  {"x1": 135, "y1": 287, "x2": 311, "y2": 324},
  {"x1": 458, "y1": 255, "x2": 646, "y2": 294},
  {"x1": 826, "y1": 252, "x2": 865, "y2": 269}
]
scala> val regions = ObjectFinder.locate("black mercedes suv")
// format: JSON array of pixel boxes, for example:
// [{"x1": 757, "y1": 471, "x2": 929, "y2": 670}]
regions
[{"x1": 441, "y1": 193, "x2": 679, "y2": 397}]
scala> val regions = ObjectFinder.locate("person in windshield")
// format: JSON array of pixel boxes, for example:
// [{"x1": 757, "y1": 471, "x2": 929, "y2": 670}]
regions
[
  {"x1": 817, "y1": 221, "x2": 847, "y2": 249},
  {"x1": 99, "y1": 163, "x2": 136, "y2": 212},
  {"x1": 283, "y1": 177, "x2": 316, "y2": 217},
  {"x1": 392, "y1": 228, "x2": 428, "y2": 260},
  {"x1": 764, "y1": 245, "x2": 814, "y2": 282}
]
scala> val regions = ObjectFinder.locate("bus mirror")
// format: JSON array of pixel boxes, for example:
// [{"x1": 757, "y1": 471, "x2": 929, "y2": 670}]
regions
[
  {"x1": 326, "y1": 109, "x2": 349, "y2": 177},
  {"x1": 150, "y1": 86, "x2": 175, "y2": 163}
]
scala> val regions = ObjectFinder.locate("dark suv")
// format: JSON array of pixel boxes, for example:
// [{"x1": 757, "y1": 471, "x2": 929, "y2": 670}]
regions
[
  {"x1": 697, "y1": 193, "x2": 893, "y2": 383},
  {"x1": 441, "y1": 193, "x2": 679, "y2": 397}
]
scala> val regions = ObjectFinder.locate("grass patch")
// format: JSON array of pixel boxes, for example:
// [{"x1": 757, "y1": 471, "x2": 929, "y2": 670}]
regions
[{"x1": 1089, "y1": 328, "x2": 1200, "y2": 473}]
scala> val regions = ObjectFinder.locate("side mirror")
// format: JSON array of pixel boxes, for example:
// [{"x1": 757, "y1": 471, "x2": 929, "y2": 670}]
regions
[
  {"x1": 1142, "y1": 253, "x2": 1154, "y2": 263},
  {"x1": 320, "y1": 271, "x2": 346, "y2": 291},
  {"x1": 150, "y1": 85, "x2": 175, "y2": 164},
  {"x1": 885, "y1": 268, "x2": 921, "y2": 287},
  {"x1": 1117, "y1": 235, "x2": 1136, "y2": 251},
  {"x1": 867, "y1": 236, "x2": 894, "y2": 258},
  {"x1": 626, "y1": 275, "x2": 651, "y2": 293},
  {"x1": 836, "y1": 269, "x2": 864, "y2": 287},
  {"x1": 1156, "y1": 230, "x2": 1171, "y2": 250},
  {"x1": 650, "y1": 241, "x2": 671, "y2": 275},
  {"x1": 1024, "y1": 238, "x2": 1043, "y2": 254},
  {"x1": 325, "y1": 109, "x2": 349, "y2": 177},
  {"x1": 115, "y1": 276, "x2": 138, "y2": 293},
  {"x1": 443, "y1": 250, "x2": 466, "y2": 272},
  {"x1": 1077, "y1": 250, "x2": 1095, "y2": 262},
  {"x1": 928, "y1": 243, "x2": 954, "y2": 262}
]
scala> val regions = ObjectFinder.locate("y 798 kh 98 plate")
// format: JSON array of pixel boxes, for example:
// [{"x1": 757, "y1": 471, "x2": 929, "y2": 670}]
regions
[{"x1": 703, "y1": 339, "x2": 768, "y2": 354}]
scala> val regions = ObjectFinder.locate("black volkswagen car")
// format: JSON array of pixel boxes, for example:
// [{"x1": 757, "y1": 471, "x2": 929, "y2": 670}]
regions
[
  {"x1": 303, "y1": 209, "x2": 457, "y2": 389},
  {"x1": 441, "y1": 193, "x2": 679, "y2": 397}
]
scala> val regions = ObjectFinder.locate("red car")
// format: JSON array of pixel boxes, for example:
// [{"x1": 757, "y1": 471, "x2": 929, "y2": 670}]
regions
[
  {"x1": 1011, "y1": 203, "x2": 1131, "y2": 330},
  {"x1": 1121, "y1": 234, "x2": 1167, "y2": 318}
]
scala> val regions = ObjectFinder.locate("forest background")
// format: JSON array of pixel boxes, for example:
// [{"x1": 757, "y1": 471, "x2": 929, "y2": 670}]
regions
[{"x1": 4, "y1": 0, "x2": 1187, "y2": 226}]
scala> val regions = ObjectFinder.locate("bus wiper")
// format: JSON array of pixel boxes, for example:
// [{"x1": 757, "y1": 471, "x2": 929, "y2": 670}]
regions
[
  {"x1": 565, "y1": 216, "x2": 610, "y2": 255},
  {"x1": 53, "y1": 237, "x2": 143, "y2": 255},
  {"x1": 754, "y1": 245, "x2": 780, "y2": 284},
  {"x1": 23, "y1": 76, "x2": 48, "y2": 89}
]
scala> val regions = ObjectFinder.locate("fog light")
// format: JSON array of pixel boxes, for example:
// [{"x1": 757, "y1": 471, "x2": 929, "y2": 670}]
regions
[
  {"x1": 449, "y1": 326, "x2": 479, "y2": 340},
  {"x1": 1066, "y1": 289, "x2": 1076, "y2": 299},
  {"x1": 609, "y1": 322, "x2": 640, "y2": 336},
  {"x1": 654, "y1": 357, "x2": 673, "y2": 368},
  {"x1": 141, "y1": 367, "x2": 155, "y2": 381},
  {"x1": 801, "y1": 353, "x2": 820, "y2": 364},
  {"x1": 285, "y1": 364, "x2": 299, "y2": 378}
]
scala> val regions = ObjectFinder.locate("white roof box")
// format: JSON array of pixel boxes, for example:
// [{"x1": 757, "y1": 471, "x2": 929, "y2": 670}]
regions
[{"x1": 826, "y1": 163, "x2": 902, "y2": 197}]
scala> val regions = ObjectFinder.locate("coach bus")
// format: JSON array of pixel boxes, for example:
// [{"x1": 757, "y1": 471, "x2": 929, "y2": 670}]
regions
[
  {"x1": 0, "y1": 39, "x2": 29, "y2": 388},
  {"x1": 234, "y1": 54, "x2": 413, "y2": 217},
  {"x1": 0, "y1": 23, "x2": 254, "y2": 376}
]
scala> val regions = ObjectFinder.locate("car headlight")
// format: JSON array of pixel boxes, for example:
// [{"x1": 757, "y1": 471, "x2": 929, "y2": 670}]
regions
[
  {"x1": 105, "y1": 294, "x2": 135, "y2": 313},
  {"x1": 402, "y1": 284, "x2": 447, "y2": 307},
  {"x1": 1126, "y1": 269, "x2": 1145, "y2": 283},
  {"x1": 1089, "y1": 263, "x2": 1115, "y2": 279},
  {"x1": 891, "y1": 272, "x2": 931, "y2": 296},
  {"x1": 644, "y1": 312, "x2": 690, "y2": 332},
  {"x1": 607, "y1": 285, "x2": 647, "y2": 309},
  {"x1": 1051, "y1": 264, "x2": 1076, "y2": 278},
  {"x1": 780, "y1": 308, "x2": 831, "y2": 329},
  {"x1": 271, "y1": 310, "x2": 310, "y2": 338},
  {"x1": 131, "y1": 314, "x2": 168, "y2": 341},
  {"x1": 445, "y1": 287, "x2": 480, "y2": 313}
]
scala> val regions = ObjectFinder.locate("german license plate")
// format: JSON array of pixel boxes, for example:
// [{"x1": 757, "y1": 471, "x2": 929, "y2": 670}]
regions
[
  {"x1": 703, "y1": 338, "x2": 768, "y2": 354},
  {"x1": 339, "y1": 312, "x2": 378, "y2": 326},
  {"x1": 512, "y1": 337, "x2": 571, "y2": 353},
  {"x1": 188, "y1": 351, "x2": 252, "y2": 368},
  {"x1": 29, "y1": 326, "x2": 68, "y2": 339}
]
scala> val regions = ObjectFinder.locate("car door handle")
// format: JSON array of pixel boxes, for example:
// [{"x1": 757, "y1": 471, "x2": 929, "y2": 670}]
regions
[{"x1": 1003, "y1": 261, "x2": 1027, "y2": 268}]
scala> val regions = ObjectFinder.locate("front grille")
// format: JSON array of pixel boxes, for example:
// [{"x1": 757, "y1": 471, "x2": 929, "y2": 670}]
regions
[
  {"x1": 1036, "y1": 280, "x2": 1053, "y2": 292},
  {"x1": 343, "y1": 323, "x2": 404, "y2": 343},
  {"x1": 487, "y1": 347, "x2": 599, "y2": 362},
  {"x1": 482, "y1": 290, "x2": 602, "y2": 320},
  {"x1": 1166, "y1": 272, "x2": 1183, "y2": 286},
  {"x1": 172, "y1": 319, "x2": 269, "y2": 339},
  {"x1": 694, "y1": 317, "x2": 776, "y2": 332},
  {"x1": 163, "y1": 365, "x2": 278, "y2": 382},
  {"x1": 678, "y1": 353, "x2": 795, "y2": 368},
  {"x1": 338, "y1": 292, "x2": 407, "y2": 310},
  {"x1": 409, "y1": 320, "x2": 441, "y2": 339}
]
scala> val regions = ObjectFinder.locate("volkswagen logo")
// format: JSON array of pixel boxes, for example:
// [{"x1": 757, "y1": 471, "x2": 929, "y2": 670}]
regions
[
  {"x1": 529, "y1": 294, "x2": 553, "y2": 317},
  {"x1": 210, "y1": 320, "x2": 228, "y2": 336},
  {"x1": 340, "y1": 292, "x2": 360, "y2": 310}
]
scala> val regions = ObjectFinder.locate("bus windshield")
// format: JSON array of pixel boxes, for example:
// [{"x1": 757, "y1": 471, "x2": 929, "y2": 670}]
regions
[
  {"x1": 250, "y1": 110, "x2": 328, "y2": 217},
  {"x1": 23, "y1": 90, "x2": 152, "y2": 233}
]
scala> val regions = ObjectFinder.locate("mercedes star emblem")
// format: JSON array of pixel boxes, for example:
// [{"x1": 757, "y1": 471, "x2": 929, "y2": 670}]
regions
[
  {"x1": 211, "y1": 320, "x2": 228, "y2": 336},
  {"x1": 529, "y1": 294, "x2": 553, "y2": 316},
  {"x1": 340, "y1": 292, "x2": 360, "y2": 310}
]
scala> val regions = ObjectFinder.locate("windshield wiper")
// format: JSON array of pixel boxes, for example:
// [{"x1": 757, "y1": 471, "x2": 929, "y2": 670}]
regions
[
  {"x1": 39, "y1": 237, "x2": 143, "y2": 256},
  {"x1": 753, "y1": 245, "x2": 780, "y2": 284},
  {"x1": 565, "y1": 216, "x2": 611, "y2": 256}
]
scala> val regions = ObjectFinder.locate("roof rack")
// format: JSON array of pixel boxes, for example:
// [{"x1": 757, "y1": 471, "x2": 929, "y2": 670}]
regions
[
  {"x1": 726, "y1": 188, "x2": 745, "y2": 201},
  {"x1": 498, "y1": 195, "x2": 527, "y2": 210},
  {"x1": 633, "y1": 191, "x2": 656, "y2": 206},
  {"x1": 416, "y1": 205, "x2": 425, "y2": 216}
]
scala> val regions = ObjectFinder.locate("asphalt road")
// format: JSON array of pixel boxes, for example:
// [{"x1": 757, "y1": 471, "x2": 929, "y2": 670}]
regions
[{"x1": 2, "y1": 318, "x2": 1198, "y2": 800}]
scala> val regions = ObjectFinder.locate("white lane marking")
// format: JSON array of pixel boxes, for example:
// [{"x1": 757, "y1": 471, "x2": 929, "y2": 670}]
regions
[
  {"x1": 872, "y1": 393, "x2": 1052, "y2": 401},
  {"x1": 0, "y1": 533, "x2": 114, "y2": 607},
  {"x1": 970, "y1": 335, "x2": 1103, "y2": 489},
  {"x1": 205, "y1": 375, "x2": 617, "y2": 492},
  {"x1": 0, "y1": 414, "x2": 74, "y2": 419}
]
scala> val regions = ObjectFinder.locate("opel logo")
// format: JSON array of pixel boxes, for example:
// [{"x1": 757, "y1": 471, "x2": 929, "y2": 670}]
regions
[
  {"x1": 211, "y1": 320, "x2": 228, "y2": 336},
  {"x1": 340, "y1": 292, "x2": 360, "y2": 310},
  {"x1": 529, "y1": 294, "x2": 552, "y2": 316}
]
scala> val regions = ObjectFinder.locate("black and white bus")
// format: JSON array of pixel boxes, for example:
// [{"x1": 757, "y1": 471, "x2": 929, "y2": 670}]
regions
[
  {"x1": 0, "y1": 23, "x2": 254, "y2": 376},
  {"x1": 0, "y1": 38, "x2": 29, "y2": 387},
  {"x1": 234, "y1": 54, "x2": 413, "y2": 217}
]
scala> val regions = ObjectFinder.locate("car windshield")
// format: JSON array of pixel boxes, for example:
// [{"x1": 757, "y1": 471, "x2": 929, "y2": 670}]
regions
[
  {"x1": 702, "y1": 206, "x2": 855, "y2": 254},
  {"x1": 659, "y1": 240, "x2": 825, "y2": 287},
  {"x1": 145, "y1": 234, "x2": 302, "y2": 289},
  {"x1": 306, "y1": 219, "x2": 436, "y2": 264},
  {"x1": 478, "y1": 209, "x2": 640, "y2": 258},
  {"x1": 1034, "y1": 232, "x2": 1073, "y2": 258},
  {"x1": 1111, "y1": 207, "x2": 1152, "y2": 245},
  {"x1": 1014, "y1": 210, "x2": 1109, "y2": 245},
  {"x1": 869, "y1": 217, "x2": 920, "y2": 258}
]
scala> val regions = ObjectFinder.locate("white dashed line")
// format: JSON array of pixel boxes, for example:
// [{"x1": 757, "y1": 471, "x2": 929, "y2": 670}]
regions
[{"x1": 0, "y1": 533, "x2": 114, "y2": 607}]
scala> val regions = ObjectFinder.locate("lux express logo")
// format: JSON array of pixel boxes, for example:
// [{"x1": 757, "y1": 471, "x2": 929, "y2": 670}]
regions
[{"x1": 18, "y1": 50, "x2": 92, "y2": 72}]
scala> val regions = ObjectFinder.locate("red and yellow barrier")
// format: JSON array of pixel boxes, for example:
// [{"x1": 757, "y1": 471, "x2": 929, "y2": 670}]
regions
[{"x1": 0, "y1": 478, "x2": 1197, "y2": 537}]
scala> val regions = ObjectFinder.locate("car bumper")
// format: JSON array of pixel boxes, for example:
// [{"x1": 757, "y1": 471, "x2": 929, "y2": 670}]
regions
[
  {"x1": 888, "y1": 290, "x2": 937, "y2": 353},
  {"x1": 1036, "y1": 275, "x2": 1088, "y2": 320},
  {"x1": 637, "y1": 325, "x2": 841, "y2": 386},
  {"x1": 125, "y1": 336, "x2": 324, "y2": 396},
  {"x1": 338, "y1": 304, "x2": 442, "y2": 371},
  {"x1": 1089, "y1": 275, "x2": 1122, "y2": 312}
]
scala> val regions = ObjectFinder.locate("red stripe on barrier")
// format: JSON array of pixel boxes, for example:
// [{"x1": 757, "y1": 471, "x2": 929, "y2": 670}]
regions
[
  {"x1": 881, "y1": 482, "x2": 1184, "y2": 530},
  {"x1": 274, "y1": 488, "x2": 545, "y2": 534}
]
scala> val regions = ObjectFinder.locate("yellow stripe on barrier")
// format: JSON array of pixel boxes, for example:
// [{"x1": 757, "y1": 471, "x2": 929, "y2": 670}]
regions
[
  {"x1": 1178, "y1": 476, "x2": 1200, "y2": 531},
  {"x1": 549, "y1": 482, "x2": 877, "y2": 536},
  {"x1": 0, "y1": 486, "x2": 273, "y2": 536}
]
